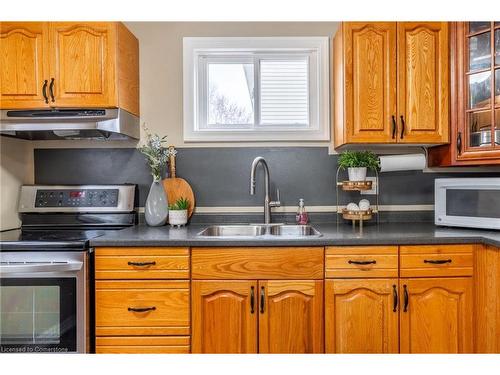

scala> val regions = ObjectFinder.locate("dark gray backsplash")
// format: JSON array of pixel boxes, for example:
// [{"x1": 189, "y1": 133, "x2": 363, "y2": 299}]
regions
[{"x1": 34, "y1": 147, "x2": 498, "y2": 208}]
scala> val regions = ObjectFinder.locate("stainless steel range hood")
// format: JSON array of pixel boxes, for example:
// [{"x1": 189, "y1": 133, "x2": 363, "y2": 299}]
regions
[{"x1": 0, "y1": 108, "x2": 140, "y2": 140}]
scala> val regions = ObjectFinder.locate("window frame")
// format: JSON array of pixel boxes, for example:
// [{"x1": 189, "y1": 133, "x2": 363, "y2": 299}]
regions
[{"x1": 183, "y1": 37, "x2": 330, "y2": 142}]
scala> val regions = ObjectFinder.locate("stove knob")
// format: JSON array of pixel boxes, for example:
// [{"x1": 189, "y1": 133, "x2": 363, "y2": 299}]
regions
[{"x1": 58, "y1": 201, "x2": 62, "y2": 206}]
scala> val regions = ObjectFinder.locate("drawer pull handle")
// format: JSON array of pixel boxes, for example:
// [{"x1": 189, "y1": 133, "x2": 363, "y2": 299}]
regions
[
  {"x1": 392, "y1": 285, "x2": 398, "y2": 312},
  {"x1": 128, "y1": 306, "x2": 156, "y2": 313},
  {"x1": 127, "y1": 261, "x2": 156, "y2": 267},
  {"x1": 423, "y1": 259, "x2": 452, "y2": 265},
  {"x1": 348, "y1": 260, "x2": 377, "y2": 265}
]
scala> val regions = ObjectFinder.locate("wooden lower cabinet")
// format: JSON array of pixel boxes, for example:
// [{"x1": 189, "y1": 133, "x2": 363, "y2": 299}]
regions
[
  {"x1": 192, "y1": 280, "x2": 323, "y2": 353},
  {"x1": 399, "y1": 277, "x2": 473, "y2": 353},
  {"x1": 474, "y1": 245, "x2": 500, "y2": 353},
  {"x1": 95, "y1": 336, "x2": 190, "y2": 354},
  {"x1": 325, "y1": 279, "x2": 399, "y2": 353},
  {"x1": 259, "y1": 280, "x2": 323, "y2": 354},
  {"x1": 191, "y1": 280, "x2": 257, "y2": 354}
]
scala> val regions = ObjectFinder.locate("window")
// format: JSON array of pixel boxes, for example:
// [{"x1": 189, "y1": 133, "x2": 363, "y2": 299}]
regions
[{"x1": 183, "y1": 37, "x2": 330, "y2": 142}]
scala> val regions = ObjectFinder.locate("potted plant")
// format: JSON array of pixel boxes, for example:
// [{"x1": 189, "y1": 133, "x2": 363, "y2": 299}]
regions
[
  {"x1": 338, "y1": 150, "x2": 379, "y2": 181},
  {"x1": 168, "y1": 197, "x2": 190, "y2": 227},
  {"x1": 139, "y1": 124, "x2": 172, "y2": 226}
]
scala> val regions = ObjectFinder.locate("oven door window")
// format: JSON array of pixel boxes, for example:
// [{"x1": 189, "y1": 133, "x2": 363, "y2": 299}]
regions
[
  {"x1": 0, "y1": 278, "x2": 76, "y2": 353},
  {"x1": 446, "y1": 189, "x2": 500, "y2": 218}
]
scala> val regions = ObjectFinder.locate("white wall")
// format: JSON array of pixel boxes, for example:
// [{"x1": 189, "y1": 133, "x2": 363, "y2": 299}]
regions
[
  {"x1": 32, "y1": 21, "x2": 339, "y2": 149},
  {"x1": 0, "y1": 137, "x2": 33, "y2": 230}
]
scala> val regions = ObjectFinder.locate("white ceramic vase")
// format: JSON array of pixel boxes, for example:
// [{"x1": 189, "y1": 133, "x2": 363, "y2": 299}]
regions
[
  {"x1": 347, "y1": 167, "x2": 367, "y2": 181},
  {"x1": 144, "y1": 180, "x2": 168, "y2": 226},
  {"x1": 168, "y1": 209, "x2": 188, "y2": 227}
]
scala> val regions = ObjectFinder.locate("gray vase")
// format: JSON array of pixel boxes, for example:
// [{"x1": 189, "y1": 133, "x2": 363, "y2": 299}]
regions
[{"x1": 145, "y1": 180, "x2": 168, "y2": 226}]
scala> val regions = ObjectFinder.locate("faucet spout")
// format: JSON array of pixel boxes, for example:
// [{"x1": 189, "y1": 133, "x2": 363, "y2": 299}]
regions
[{"x1": 249, "y1": 156, "x2": 280, "y2": 224}]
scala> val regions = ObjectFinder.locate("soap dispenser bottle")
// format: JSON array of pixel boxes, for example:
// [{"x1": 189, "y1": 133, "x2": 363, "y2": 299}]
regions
[{"x1": 296, "y1": 198, "x2": 309, "y2": 225}]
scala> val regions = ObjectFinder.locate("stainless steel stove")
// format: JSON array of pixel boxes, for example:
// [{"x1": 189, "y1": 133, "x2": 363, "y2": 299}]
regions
[{"x1": 0, "y1": 184, "x2": 137, "y2": 353}]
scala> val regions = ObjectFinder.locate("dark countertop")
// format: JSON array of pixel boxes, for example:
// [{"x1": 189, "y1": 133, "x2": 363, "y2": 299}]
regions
[{"x1": 89, "y1": 222, "x2": 500, "y2": 248}]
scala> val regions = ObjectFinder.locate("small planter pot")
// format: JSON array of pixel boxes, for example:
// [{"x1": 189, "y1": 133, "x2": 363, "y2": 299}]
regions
[
  {"x1": 347, "y1": 167, "x2": 367, "y2": 181},
  {"x1": 168, "y1": 209, "x2": 188, "y2": 227}
]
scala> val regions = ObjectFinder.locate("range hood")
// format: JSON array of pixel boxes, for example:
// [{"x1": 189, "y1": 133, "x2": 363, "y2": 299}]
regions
[{"x1": 0, "y1": 108, "x2": 140, "y2": 140}]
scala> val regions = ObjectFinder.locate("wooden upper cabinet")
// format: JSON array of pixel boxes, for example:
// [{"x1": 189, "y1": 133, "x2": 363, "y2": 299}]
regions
[
  {"x1": 0, "y1": 22, "x2": 50, "y2": 108},
  {"x1": 399, "y1": 277, "x2": 473, "y2": 353},
  {"x1": 191, "y1": 280, "x2": 257, "y2": 354},
  {"x1": 259, "y1": 280, "x2": 323, "y2": 354},
  {"x1": 49, "y1": 22, "x2": 117, "y2": 108},
  {"x1": 333, "y1": 22, "x2": 450, "y2": 148},
  {"x1": 334, "y1": 22, "x2": 397, "y2": 145},
  {"x1": 429, "y1": 22, "x2": 500, "y2": 166},
  {"x1": 325, "y1": 279, "x2": 399, "y2": 353},
  {"x1": 397, "y1": 22, "x2": 449, "y2": 143},
  {"x1": 0, "y1": 22, "x2": 139, "y2": 115}
]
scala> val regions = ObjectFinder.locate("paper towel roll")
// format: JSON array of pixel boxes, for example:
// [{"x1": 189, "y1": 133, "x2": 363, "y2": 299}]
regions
[{"x1": 379, "y1": 154, "x2": 426, "y2": 172}]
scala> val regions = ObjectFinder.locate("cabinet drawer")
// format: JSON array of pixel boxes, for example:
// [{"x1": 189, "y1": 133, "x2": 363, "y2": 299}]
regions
[
  {"x1": 191, "y1": 247, "x2": 324, "y2": 279},
  {"x1": 326, "y1": 246, "x2": 398, "y2": 278},
  {"x1": 95, "y1": 336, "x2": 190, "y2": 354},
  {"x1": 400, "y1": 245, "x2": 473, "y2": 277},
  {"x1": 95, "y1": 247, "x2": 189, "y2": 279},
  {"x1": 95, "y1": 280, "x2": 190, "y2": 336}
]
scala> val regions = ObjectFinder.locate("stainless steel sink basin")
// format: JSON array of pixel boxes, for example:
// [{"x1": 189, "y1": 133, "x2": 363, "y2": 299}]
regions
[
  {"x1": 197, "y1": 224, "x2": 322, "y2": 238},
  {"x1": 197, "y1": 225, "x2": 267, "y2": 237},
  {"x1": 270, "y1": 225, "x2": 322, "y2": 237}
]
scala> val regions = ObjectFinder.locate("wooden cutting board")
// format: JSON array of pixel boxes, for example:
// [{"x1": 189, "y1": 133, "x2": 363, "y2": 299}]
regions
[{"x1": 162, "y1": 146, "x2": 195, "y2": 218}]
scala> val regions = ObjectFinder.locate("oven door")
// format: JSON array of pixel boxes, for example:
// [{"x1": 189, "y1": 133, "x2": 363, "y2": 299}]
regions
[
  {"x1": 435, "y1": 178, "x2": 500, "y2": 230},
  {"x1": 0, "y1": 252, "x2": 87, "y2": 353}
]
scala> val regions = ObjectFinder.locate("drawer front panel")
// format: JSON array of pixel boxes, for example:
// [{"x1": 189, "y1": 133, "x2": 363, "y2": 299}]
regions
[
  {"x1": 95, "y1": 247, "x2": 189, "y2": 279},
  {"x1": 95, "y1": 280, "x2": 190, "y2": 335},
  {"x1": 400, "y1": 245, "x2": 473, "y2": 277},
  {"x1": 326, "y1": 246, "x2": 398, "y2": 278},
  {"x1": 191, "y1": 247, "x2": 324, "y2": 279},
  {"x1": 95, "y1": 336, "x2": 190, "y2": 354}
]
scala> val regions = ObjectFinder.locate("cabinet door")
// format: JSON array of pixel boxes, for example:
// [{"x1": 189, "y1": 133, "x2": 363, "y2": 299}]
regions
[
  {"x1": 0, "y1": 22, "x2": 50, "y2": 109},
  {"x1": 343, "y1": 22, "x2": 397, "y2": 143},
  {"x1": 191, "y1": 280, "x2": 257, "y2": 353},
  {"x1": 400, "y1": 277, "x2": 473, "y2": 353},
  {"x1": 325, "y1": 279, "x2": 399, "y2": 353},
  {"x1": 397, "y1": 22, "x2": 449, "y2": 143},
  {"x1": 48, "y1": 22, "x2": 117, "y2": 107},
  {"x1": 258, "y1": 280, "x2": 323, "y2": 353}
]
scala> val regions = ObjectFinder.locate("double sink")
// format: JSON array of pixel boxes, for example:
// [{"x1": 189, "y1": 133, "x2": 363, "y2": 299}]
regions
[{"x1": 198, "y1": 224, "x2": 322, "y2": 238}]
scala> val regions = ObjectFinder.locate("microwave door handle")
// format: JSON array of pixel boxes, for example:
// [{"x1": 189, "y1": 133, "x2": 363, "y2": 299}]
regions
[{"x1": 0, "y1": 261, "x2": 83, "y2": 274}]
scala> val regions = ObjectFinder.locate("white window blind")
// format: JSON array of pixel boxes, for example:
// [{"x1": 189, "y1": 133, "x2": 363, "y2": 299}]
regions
[{"x1": 260, "y1": 59, "x2": 309, "y2": 126}]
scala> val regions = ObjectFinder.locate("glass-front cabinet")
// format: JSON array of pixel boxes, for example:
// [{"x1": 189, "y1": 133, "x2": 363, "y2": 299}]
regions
[{"x1": 457, "y1": 22, "x2": 500, "y2": 162}]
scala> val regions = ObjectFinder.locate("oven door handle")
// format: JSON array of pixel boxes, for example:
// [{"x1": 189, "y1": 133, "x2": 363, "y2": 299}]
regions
[{"x1": 0, "y1": 261, "x2": 83, "y2": 274}]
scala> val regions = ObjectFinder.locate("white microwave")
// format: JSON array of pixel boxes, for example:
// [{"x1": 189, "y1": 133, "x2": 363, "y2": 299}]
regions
[{"x1": 435, "y1": 178, "x2": 500, "y2": 230}]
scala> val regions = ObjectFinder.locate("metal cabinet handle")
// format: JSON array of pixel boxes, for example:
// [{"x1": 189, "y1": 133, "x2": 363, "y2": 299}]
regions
[
  {"x1": 424, "y1": 259, "x2": 452, "y2": 264},
  {"x1": 42, "y1": 80, "x2": 48, "y2": 103},
  {"x1": 392, "y1": 115, "x2": 397, "y2": 139},
  {"x1": 49, "y1": 78, "x2": 55, "y2": 102},
  {"x1": 127, "y1": 261, "x2": 156, "y2": 267},
  {"x1": 260, "y1": 286, "x2": 265, "y2": 314},
  {"x1": 403, "y1": 285, "x2": 409, "y2": 312},
  {"x1": 393, "y1": 285, "x2": 398, "y2": 312},
  {"x1": 128, "y1": 306, "x2": 156, "y2": 313},
  {"x1": 400, "y1": 115, "x2": 405, "y2": 139},
  {"x1": 250, "y1": 286, "x2": 255, "y2": 314},
  {"x1": 457, "y1": 132, "x2": 462, "y2": 155},
  {"x1": 348, "y1": 260, "x2": 377, "y2": 265}
]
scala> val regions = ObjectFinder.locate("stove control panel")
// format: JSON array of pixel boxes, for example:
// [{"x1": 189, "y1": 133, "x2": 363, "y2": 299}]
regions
[{"x1": 35, "y1": 189, "x2": 119, "y2": 208}]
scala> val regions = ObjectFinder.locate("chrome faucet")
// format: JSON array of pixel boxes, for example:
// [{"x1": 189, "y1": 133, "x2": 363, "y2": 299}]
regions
[{"x1": 250, "y1": 156, "x2": 281, "y2": 224}]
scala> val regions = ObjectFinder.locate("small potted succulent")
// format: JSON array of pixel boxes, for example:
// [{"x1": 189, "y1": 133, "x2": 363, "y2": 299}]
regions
[
  {"x1": 338, "y1": 150, "x2": 379, "y2": 181},
  {"x1": 168, "y1": 197, "x2": 190, "y2": 227}
]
